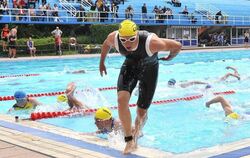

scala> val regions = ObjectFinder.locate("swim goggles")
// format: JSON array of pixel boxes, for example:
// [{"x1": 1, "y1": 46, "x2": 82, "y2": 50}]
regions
[{"x1": 119, "y1": 35, "x2": 137, "y2": 43}]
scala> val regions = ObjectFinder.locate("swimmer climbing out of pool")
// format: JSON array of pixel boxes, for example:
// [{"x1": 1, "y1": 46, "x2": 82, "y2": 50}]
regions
[
  {"x1": 8, "y1": 91, "x2": 41, "y2": 111},
  {"x1": 205, "y1": 96, "x2": 240, "y2": 119},
  {"x1": 99, "y1": 19, "x2": 181, "y2": 154},
  {"x1": 81, "y1": 107, "x2": 143, "y2": 139},
  {"x1": 57, "y1": 82, "x2": 89, "y2": 110},
  {"x1": 94, "y1": 107, "x2": 123, "y2": 134}
]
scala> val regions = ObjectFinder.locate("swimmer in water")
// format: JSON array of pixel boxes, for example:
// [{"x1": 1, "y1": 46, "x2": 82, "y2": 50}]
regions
[
  {"x1": 205, "y1": 96, "x2": 240, "y2": 119},
  {"x1": 57, "y1": 82, "x2": 89, "y2": 110},
  {"x1": 66, "y1": 69, "x2": 86, "y2": 74},
  {"x1": 8, "y1": 91, "x2": 41, "y2": 111},
  {"x1": 219, "y1": 66, "x2": 240, "y2": 81},
  {"x1": 167, "y1": 78, "x2": 209, "y2": 88}
]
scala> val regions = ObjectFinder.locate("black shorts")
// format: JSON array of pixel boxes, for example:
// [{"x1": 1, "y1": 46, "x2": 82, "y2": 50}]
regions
[
  {"x1": 117, "y1": 58, "x2": 159, "y2": 109},
  {"x1": 2, "y1": 37, "x2": 8, "y2": 42},
  {"x1": 8, "y1": 45, "x2": 16, "y2": 49},
  {"x1": 244, "y1": 37, "x2": 249, "y2": 43}
]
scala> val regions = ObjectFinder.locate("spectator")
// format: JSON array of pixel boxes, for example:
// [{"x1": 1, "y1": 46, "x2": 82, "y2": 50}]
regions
[
  {"x1": 141, "y1": 3, "x2": 147, "y2": 23},
  {"x1": 1, "y1": 1, "x2": 9, "y2": 15},
  {"x1": 153, "y1": 5, "x2": 159, "y2": 22},
  {"x1": 18, "y1": 5, "x2": 26, "y2": 21},
  {"x1": 28, "y1": 6, "x2": 36, "y2": 21},
  {"x1": 244, "y1": 31, "x2": 249, "y2": 48},
  {"x1": 215, "y1": 11, "x2": 222, "y2": 24},
  {"x1": 182, "y1": 5, "x2": 188, "y2": 15},
  {"x1": 27, "y1": 37, "x2": 36, "y2": 57},
  {"x1": 8, "y1": 29, "x2": 17, "y2": 58},
  {"x1": 111, "y1": 3, "x2": 118, "y2": 22},
  {"x1": 1, "y1": 24, "x2": 9, "y2": 52},
  {"x1": 190, "y1": 13, "x2": 197, "y2": 23},
  {"x1": 126, "y1": 5, "x2": 134, "y2": 20},
  {"x1": 52, "y1": 4, "x2": 60, "y2": 22},
  {"x1": 51, "y1": 26, "x2": 63, "y2": 55},
  {"x1": 76, "y1": 5, "x2": 85, "y2": 22},
  {"x1": 172, "y1": 0, "x2": 181, "y2": 7},
  {"x1": 11, "y1": 26, "x2": 18, "y2": 36}
]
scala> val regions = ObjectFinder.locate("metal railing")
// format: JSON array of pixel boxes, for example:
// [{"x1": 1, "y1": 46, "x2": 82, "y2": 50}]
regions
[
  {"x1": 1, "y1": 8, "x2": 250, "y2": 26},
  {"x1": 195, "y1": 3, "x2": 229, "y2": 24},
  {"x1": 59, "y1": 0, "x2": 77, "y2": 17}
]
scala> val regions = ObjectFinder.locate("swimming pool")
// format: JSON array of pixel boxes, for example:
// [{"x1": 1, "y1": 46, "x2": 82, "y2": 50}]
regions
[{"x1": 1, "y1": 49, "x2": 250, "y2": 154}]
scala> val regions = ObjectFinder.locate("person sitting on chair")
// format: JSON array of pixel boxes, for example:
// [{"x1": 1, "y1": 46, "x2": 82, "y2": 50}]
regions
[{"x1": 27, "y1": 37, "x2": 36, "y2": 57}]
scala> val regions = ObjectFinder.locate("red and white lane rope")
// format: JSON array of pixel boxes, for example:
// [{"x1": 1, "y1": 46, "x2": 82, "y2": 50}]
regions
[
  {"x1": 0, "y1": 86, "x2": 235, "y2": 101},
  {"x1": 0, "y1": 73, "x2": 40, "y2": 79},
  {"x1": 29, "y1": 90, "x2": 235, "y2": 121},
  {"x1": 0, "y1": 86, "x2": 118, "y2": 101}
]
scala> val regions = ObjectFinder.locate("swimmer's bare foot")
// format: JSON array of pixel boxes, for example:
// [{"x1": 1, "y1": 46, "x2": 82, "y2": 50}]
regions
[
  {"x1": 133, "y1": 126, "x2": 140, "y2": 149},
  {"x1": 123, "y1": 140, "x2": 137, "y2": 155}
]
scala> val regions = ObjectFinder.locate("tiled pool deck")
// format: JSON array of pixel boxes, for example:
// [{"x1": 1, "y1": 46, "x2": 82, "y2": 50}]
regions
[
  {"x1": 1, "y1": 47, "x2": 250, "y2": 158},
  {"x1": 1, "y1": 114, "x2": 250, "y2": 158}
]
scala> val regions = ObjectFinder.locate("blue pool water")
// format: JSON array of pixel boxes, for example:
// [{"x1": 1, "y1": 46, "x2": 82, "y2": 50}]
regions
[{"x1": 1, "y1": 50, "x2": 250, "y2": 153}]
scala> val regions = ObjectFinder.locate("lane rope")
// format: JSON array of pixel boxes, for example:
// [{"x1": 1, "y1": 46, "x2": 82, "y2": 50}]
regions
[
  {"x1": 30, "y1": 90, "x2": 235, "y2": 121},
  {"x1": 0, "y1": 86, "x2": 118, "y2": 101},
  {"x1": 0, "y1": 74, "x2": 40, "y2": 79}
]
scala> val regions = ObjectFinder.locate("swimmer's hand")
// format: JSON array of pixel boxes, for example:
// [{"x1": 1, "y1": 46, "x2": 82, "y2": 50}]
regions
[
  {"x1": 205, "y1": 102, "x2": 210, "y2": 108},
  {"x1": 99, "y1": 62, "x2": 107, "y2": 76},
  {"x1": 159, "y1": 53, "x2": 178, "y2": 61},
  {"x1": 7, "y1": 108, "x2": 14, "y2": 113}
]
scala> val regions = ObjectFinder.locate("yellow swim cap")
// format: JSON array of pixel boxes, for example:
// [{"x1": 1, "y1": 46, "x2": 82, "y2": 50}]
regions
[
  {"x1": 118, "y1": 20, "x2": 138, "y2": 37},
  {"x1": 57, "y1": 95, "x2": 68, "y2": 103},
  {"x1": 95, "y1": 107, "x2": 112, "y2": 120},
  {"x1": 227, "y1": 112, "x2": 240, "y2": 119}
]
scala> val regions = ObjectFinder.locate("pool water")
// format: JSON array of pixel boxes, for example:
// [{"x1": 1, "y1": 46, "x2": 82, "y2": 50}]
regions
[{"x1": 1, "y1": 50, "x2": 250, "y2": 153}]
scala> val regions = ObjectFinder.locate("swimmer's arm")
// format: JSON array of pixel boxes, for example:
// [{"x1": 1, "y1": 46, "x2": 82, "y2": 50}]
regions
[
  {"x1": 28, "y1": 98, "x2": 42, "y2": 108},
  {"x1": 100, "y1": 32, "x2": 116, "y2": 64},
  {"x1": 179, "y1": 81, "x2": 207, "y2": 88},
  {"x1": 150, "y1": 34, "x2": 182, "y2": 61},
  {"x1": 226, "y1": 66, "x2": 236, "y2": 71}
]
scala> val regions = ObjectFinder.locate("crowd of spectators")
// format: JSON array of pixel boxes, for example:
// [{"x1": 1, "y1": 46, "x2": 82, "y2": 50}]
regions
[
  {"x1": 0, "y1": 0, "x2": 198, "y2": 25},
  {"x1": 3, "y1": 0, "x2": 60, "y2": 22},
  {"x1": 152, "y1": 5, "x2": 174, "y2": 23},
  {"x1": 200, "y1": 32, "x2": 231, "y2": 46},
  {"x1": 0, "y1": 24, "x2": 65, "y2": 58}
]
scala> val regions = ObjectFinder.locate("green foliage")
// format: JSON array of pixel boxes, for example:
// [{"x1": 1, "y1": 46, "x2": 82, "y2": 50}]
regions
[
  {"x1": 76, "y1": 35, "x2": 92, "y2": 44},
  {"x1": 89, "y1": 24, "x2": 119, "y2": 44}
]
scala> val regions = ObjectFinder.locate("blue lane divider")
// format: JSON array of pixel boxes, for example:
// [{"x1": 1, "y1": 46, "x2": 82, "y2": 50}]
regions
[
  {"x1": 209, "y1": 146, "x2": 250, "y2": 158},
  {"x1": 0, "y1": 120, "x2": 144, "y2": 158}
]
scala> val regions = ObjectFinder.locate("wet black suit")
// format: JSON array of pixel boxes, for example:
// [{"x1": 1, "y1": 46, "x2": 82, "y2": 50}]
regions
[{"x1": 116, "y1": 31, "x2": 159, "y2": 109}]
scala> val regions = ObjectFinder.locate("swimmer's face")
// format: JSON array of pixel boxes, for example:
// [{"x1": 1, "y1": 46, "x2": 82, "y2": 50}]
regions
[
  {"x1": 15, "y1": 97, "x2": 27, "y2": 104},
  {"x1": 168, "y1": 81, "x2": 176, "y2": 87},
  {"x1": 119, "y1": 34, "x2": 138, "y2": 51},
  {"x1": 95, "y1": 118, "x2": 112, "y2": 132}
]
